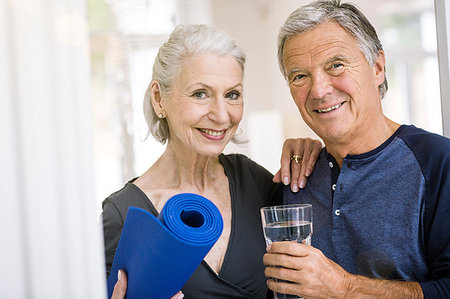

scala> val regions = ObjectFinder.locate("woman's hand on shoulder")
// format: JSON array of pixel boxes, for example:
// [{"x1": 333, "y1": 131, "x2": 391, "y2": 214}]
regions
[{"x1": 273, "y1": 137, "x2": 322, "y2": 192}]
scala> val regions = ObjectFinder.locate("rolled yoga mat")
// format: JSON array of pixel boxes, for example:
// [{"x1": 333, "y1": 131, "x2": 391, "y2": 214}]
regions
[{"x1": 107, "y1": 193, "x2": 223, "y2": 299}]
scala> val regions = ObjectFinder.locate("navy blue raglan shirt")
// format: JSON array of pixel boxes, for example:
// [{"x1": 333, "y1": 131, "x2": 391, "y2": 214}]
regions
[{"x1": 284, "y1": 125, "x2": 450, "y2": 298}]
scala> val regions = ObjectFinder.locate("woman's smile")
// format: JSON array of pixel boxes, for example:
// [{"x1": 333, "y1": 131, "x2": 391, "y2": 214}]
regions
[{"x1": 197, "y1": 128, "x2": 227, "y2": 140}]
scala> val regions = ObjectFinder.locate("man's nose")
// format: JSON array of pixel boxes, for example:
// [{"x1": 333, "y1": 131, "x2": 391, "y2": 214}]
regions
[{"x1": 310, "y1": 72, "x2": 333, "y2": 100}]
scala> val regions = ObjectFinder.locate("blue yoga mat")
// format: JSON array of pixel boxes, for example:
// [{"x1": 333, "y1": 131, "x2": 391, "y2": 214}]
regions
[{"x1": 107, "y1": 193, "x2": 223, "y2": 299}]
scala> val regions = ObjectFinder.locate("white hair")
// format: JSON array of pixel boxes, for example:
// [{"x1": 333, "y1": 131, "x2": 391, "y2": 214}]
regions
[
  {"x1": 144, "y1": 24, "x2": 246, "y2": 144},
  {"x1": 278, "y1": 0, "x2": 388, "y2": 99}
]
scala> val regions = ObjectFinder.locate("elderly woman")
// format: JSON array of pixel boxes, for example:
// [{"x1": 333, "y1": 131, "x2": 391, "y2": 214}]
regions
[{"x1": 103, "y1": 24, "x2": 321, "y2": 299}]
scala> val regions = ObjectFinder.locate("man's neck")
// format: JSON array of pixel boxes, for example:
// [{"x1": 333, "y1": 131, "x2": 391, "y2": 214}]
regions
[{"x1": 325, "y1": 117, "x2": 400, "y2": 168}]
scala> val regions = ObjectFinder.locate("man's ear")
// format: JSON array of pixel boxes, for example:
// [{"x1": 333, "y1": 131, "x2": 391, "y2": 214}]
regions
[
  {"x1": 373, "y1": 50, "x2": 386, "y2": 87},
  {"x1": 150, "y1": 80, "x2": 165, "y2": 116}
]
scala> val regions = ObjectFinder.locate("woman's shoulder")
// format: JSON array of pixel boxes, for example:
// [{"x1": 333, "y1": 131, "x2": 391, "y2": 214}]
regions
[
  {"x1": 221, "y1": 153, "x2": 262, "y2": 168},
  {"x1": 102, "y1": 179, "x2": 155, "y2": 216},
  {"x1": 103, "y1": 180, "x2": 136, "y2": 204},
  {"x1": 220, "y1": 153, "x2": 274, "y2": 180}
]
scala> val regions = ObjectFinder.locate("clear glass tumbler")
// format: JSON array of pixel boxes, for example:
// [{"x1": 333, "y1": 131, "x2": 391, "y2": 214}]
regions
[{"x1": 260, "y1": 204, "x2": 313, "y2": 299}]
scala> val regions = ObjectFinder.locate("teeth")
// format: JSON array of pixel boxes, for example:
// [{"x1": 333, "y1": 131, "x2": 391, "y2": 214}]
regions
[
  {"x1": 199, "y1": 129, "x2": 225, "y2": 136},
  {"x1": 316, "y1": 103, "x2": 343, "y2": 113}
]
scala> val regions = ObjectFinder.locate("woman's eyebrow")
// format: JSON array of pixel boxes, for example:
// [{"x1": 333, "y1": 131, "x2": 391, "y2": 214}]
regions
[{"x1": 186, "y1": 82, "x2": 212, "y2": 90}]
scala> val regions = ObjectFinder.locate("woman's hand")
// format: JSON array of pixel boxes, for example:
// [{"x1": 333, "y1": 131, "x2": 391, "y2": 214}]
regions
[
  {"x1": 111, "y1": 270, "x2": 184, "y2": 299},
  {"x1": 273, "y1": 137, "x2": 322, "y2": 192},
  {"x1": 111, "y1": 270, "x2": 127, "y2": 299}
]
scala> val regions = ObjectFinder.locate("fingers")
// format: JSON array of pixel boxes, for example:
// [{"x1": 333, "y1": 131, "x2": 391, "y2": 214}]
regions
[
  {"x1": 297, "y1": 141, "x2": 312, "y2": 189},
  {"x1": 293, "y1": 138, "x2": 322, "y2": 189},
  {"x1": 267, "y1": 278, "x2": 305, "y2": 298},
  {"x1": 290, "y1": 156, "x2": 302, "y2": 192},
  {"x1": 279, "y1": 138, "x2": 298, "y2": 186},
  {"x1": 111, "y1": 271, "x2": 183, "y2": 299},
  {"x1": 111, "y1": 270, "x2": 128, "y2": 299},
  {"x1": 268, "y1": 241, "x2": 312, "y2": 256},
  {"x1": 265, "y1": 267, "x2": 303, "y2": 285},
  {"x1": 304, "y1": 139, "x2": 322, "y2": 178},
  {"x1": 170, "y1": 291, "x2": 184, "y2": 299},
  {"x1": 264, "y1": 250, "x2": 304, "y2": 269},
  {"x1": 272, "y1": 169, "x2": 282, "y2": 183},
  {"x1": 265, "y1": 240, "x2": 350, "y2": 299},
  {"x1": 278, "y1": 137, "x2": 323, "y2": 192}
]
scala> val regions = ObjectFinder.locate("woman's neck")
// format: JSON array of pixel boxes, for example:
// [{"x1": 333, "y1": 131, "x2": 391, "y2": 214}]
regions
[{"x1": 137, "y1": 142, "x2": 222, "y2": 194}]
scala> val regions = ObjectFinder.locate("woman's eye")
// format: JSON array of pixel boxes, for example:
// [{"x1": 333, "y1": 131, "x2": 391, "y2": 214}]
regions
[
  {"x1": 226, "y1": 91, "x2": 241, "y2": 100},
  {"x1": 331, "y1": 62, "x2": 344, "y2": 69},
  {"x1": 191, "y1": 91, "x2": 208, "y2": 99}
]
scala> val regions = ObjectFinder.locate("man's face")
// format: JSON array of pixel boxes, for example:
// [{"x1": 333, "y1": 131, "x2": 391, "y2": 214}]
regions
[{"x1": 283, "y1": 21, "x2": 385, "y2": 144}]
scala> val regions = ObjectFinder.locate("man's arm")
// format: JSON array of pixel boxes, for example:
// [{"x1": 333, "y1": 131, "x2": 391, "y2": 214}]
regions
[
  {"x1": 400, "y1": 128, "x2": 450, "y2": 298},
  {"x1": 345, "y1": 274, "x2": 422, "y2": 298},
  {"x1": 263, "y1": 242, "x2": 424, "y2": 298}
]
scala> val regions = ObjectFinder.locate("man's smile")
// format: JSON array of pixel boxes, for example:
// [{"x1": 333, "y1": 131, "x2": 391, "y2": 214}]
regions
[{"x1": 314, "y1": 102, "x2": 345, "y2": 113}]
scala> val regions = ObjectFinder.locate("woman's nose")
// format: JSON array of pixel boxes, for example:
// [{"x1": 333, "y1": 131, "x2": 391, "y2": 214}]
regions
[{"x1": 207, "y1": 98, "x2": 228, "y2": 124}]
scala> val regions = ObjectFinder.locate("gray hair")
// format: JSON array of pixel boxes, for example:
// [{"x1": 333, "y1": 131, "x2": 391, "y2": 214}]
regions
[
  {"x1": 144, "y1": 24, "x2": 246, "y2": 144},
  {"x1": 278, "y1": 0, "x2": 388, "y2": 99}
]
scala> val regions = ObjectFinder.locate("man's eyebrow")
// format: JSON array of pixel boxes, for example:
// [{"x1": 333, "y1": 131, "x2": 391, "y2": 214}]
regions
[
  {"x1": 286, "y1": 67, "x2": 303, "y2": 79},
  {"x1": 325, "y1": 55, "x2": 350, "y2": 64},
  {"x1": 285, "y1": 55, "x2": 352, "y2": 78}
]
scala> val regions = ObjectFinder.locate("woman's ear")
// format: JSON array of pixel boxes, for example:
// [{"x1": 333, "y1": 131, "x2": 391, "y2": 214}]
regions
[{"x1": 150, "y1": 80, "x2": 165, "y2": 117}]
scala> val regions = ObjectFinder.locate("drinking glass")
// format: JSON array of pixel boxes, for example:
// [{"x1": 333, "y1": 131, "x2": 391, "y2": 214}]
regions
[{"x1": 260, "y1": 204, "x2": 313, "y2": 299}]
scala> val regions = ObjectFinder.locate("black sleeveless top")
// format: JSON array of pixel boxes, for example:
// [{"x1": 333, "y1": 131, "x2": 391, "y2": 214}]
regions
[{"x1": 102, "y1": 154, "x2": 282, "y2": 298}]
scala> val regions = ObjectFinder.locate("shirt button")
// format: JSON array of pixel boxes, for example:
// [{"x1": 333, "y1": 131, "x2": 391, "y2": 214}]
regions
[
  {"x1": 332, "y1": 184, "x2": 336, "y2": 191},
  {"x1": 329, "y1": 162, "x2": 334, "y2": 168},
  {"x1": 335, "y1": 209, "x2": 341, "y2": 216}
]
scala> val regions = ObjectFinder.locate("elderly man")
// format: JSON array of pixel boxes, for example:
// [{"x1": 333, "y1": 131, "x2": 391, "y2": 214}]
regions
[{"x1": 264, "y1": 0, "x2": 450, "y2": 298}]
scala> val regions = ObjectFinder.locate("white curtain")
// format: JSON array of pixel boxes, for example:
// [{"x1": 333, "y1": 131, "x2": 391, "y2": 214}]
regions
[{"x1": 0, "y1": 0, "x2": 106, "y2": 298}]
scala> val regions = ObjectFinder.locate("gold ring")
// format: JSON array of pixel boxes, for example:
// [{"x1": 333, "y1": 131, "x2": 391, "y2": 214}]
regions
[{"x1": 291, "y1": 154, "x2": 303, "y2": 164}]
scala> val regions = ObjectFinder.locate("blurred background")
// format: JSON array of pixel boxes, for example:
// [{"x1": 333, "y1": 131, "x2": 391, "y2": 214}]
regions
[
  {"x1": 89, "y1": 0, "x2": 444, "y2": 213},
  {"x1": 2, "y1": 0, "x2": 449, "y2": 297}
]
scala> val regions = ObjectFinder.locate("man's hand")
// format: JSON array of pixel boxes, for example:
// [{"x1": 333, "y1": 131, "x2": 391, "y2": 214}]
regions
[
  {"x1": 263, "y1": 242, "x2": 351, "y2": 298},
  {"x1": 263, "y1": 242, "x2": 424, "y2": 298},
  {"x1": 273, "y1": 138, "x2": 322, "y2": 192}
]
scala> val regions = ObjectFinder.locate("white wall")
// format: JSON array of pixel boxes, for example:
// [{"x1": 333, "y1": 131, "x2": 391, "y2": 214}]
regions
[
  {"x1": 0, "y1": 0, "x2": 106, "y2": 297},
  {"x1": 208, "y1": 0, "x2": 446, "y2": 173},
  {"x1": 435, "y1": 0, "x2": 450, "y2": 137},
  {"x1": 211, "y1": 0, "x2": 319, "y2": 172}
]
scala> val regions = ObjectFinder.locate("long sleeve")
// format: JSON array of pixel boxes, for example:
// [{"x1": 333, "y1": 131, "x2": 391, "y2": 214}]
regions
[{"x1": 400, "y1": 126, "x2": 450, "y2": 298}]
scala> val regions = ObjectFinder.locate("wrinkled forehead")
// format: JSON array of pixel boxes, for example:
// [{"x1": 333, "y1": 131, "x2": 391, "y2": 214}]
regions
[
  {"x1": 174, "y1": 53, "x2": 244, "y2": 87},
  {"x1": 283, "y1": 22, "x2": 363, "y2": 69}
]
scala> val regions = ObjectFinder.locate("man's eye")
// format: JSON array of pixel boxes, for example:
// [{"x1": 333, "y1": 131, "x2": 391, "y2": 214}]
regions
[
  {"x1": 291, "y1": 74, "x2": 305, "y2": 83},
  {"x1": 328, "y1": 63, "x2": 345, "y2": 76},
  {"x1": 191, "y1": 91, "x2": 208, "y2": 98},
  {"x1": 226, "y1": 91, "x2": 241, "y2": 100}
]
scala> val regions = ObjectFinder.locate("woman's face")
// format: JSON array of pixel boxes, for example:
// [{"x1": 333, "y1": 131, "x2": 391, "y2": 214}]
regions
[{"x1": 163, "y1": 53, "x2": 244, "y2": 157}]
